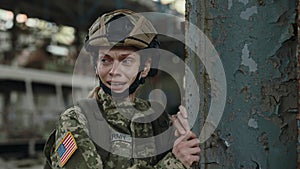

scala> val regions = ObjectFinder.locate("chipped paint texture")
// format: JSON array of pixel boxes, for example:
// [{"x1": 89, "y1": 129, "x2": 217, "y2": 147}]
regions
[
  {"x1": 186, "y1": 0, "x2": 297, "y2": 168},
  {"x1": 241, "y1": 44, "x2": 257, "y2": 72},
  {"x1": 248, "y1": 118, "x2": 258, "y2": 129},
  {"x1": 297, "y1": 1, "x2": 300, "y2": 167},
  {"x1": 240, "y1": 6, "x2": 258, "y2": 20},
  {"x1": 238, "y1": 0, "x2": 248, "y2": 5},
  {"x1": 228, "y1": 0, "x2": 233, "y2": 10}
]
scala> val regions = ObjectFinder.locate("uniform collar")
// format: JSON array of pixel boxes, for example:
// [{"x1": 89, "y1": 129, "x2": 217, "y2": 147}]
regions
[{"x1": 97, "y1": 88, "x2": 151, "y2": 112}]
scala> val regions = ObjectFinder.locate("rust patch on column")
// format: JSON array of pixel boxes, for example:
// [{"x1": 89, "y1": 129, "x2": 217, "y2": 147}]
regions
[{"x1": 297, "y1": 0, "x2": 300, "y2": 168}]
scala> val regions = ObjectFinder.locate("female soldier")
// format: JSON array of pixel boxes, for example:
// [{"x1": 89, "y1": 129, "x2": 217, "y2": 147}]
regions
[{"x1": 44, "y1": 9, "x2": 200, "y2": 169}]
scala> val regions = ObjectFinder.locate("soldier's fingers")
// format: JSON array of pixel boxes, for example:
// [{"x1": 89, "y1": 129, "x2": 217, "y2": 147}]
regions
[
  {"x1": 186, "y1": 138, "x2": 200, "y2": 148},
  {"x1": 188, "y1": 155, "x2": 200, "y2": 166},
  {"x1": 172, "y1": 115, "x2": 187, "y2": 136},
  {"x1": 174, "y1": 131, "x2": 191, "y2": 146},
  {"x1": 174, "y1": 129, "x2": 180, "y2": 137},
  {"x1": 173, "y1": 116, "x2": 187, "y2": 135},
  {"x1": 177, "y1": 111, "x2": 190, "y2": 132},
  {"x1": 188, "y1": 147, "x2": 201, "y2": 155},
  {"x1": 171, "y1": 115, "x2": 176, "y2": 121},
  {"x1": 178, "y1": 105, "x2": 190, "y2": 131},
  {"x1": 187, "y1": 132, "x2": 198, "y2": 141},
  {"x1": 179, "y1": 105, "x2": 188, "y2": 118},
  {"x1": 182, "y1": 154, "x2": 200, "y2": 168}
]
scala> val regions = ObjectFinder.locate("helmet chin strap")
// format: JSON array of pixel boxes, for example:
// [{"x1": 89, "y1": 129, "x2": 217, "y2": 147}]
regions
[{"x1": 98, "y1": 71, "x2": 145, "y2": 99}]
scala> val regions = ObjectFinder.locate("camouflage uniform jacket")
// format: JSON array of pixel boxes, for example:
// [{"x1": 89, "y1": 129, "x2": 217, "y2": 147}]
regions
[{"x1": 44, "y1": 88, "x2": 186, "y2": 169}]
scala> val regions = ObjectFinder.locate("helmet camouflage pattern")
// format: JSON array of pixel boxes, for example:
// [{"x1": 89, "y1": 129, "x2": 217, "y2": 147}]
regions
[{"x1": 85, "y1": 9, "x2": 158, "y2": 51}]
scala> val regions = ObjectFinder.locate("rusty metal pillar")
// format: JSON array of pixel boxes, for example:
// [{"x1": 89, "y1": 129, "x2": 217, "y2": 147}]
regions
[
  {"x1": 297, "y1": 0, "x2": 300, "y2": 168},
  {"x1": 186, "y1": 0, "x2": 298, "y2": 168}
]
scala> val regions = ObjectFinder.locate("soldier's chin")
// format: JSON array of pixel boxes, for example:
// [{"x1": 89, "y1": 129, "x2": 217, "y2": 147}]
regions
[
  {"x1": 110, "y1": 88, "x2": 129, "y2": 95},
  {"x1": 110, "y1": 85, "x2": 125, "y2": 92}
]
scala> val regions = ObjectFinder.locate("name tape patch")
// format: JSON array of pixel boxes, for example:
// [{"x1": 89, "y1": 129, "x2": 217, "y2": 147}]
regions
[{"x1": 111, "y1": 131, "x2": 132, "y2": 143}]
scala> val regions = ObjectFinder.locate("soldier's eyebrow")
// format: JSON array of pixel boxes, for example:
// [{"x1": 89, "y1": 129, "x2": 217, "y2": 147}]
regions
[
  {"x1": 120, "y1": 50, "x2": 139, "y2": 57},
  {"x1": 119, "y1": 53, "x2": 133, "y2": 58},
  {"x1": 118, "y1": 55, "x2": 137, "y2": 62},
  {"x1": 99, "y1": 52, "x2": 111, "y2": 58}
]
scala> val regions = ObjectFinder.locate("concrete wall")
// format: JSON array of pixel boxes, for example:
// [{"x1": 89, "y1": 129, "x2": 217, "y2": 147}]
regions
[{"x1": 186, "y1": 0, "x2": 298, "y2": 168}]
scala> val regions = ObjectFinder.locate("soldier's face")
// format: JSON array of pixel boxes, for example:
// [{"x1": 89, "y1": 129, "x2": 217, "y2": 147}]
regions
[{"x1": 96, "y1": 46, "x2": 149, "y2": 93}]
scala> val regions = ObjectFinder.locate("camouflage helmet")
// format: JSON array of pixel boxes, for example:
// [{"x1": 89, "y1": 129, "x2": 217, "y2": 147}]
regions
[{"x1": 85, "y1": 9, "x2": 159, "y2": 51}]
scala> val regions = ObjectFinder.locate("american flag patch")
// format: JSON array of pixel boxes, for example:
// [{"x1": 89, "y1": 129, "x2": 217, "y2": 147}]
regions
[{"x1": 55, "y1": 132, "x2": 78, "y2": 167}]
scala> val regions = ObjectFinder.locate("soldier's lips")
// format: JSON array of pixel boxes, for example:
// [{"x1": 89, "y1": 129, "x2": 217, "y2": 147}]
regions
[
  {"x1": 107, "y1": 81, "x2": 127, "y2": 85},
  {"x1": 107, "y1": 81, "x2": 127, "y2": 90}
]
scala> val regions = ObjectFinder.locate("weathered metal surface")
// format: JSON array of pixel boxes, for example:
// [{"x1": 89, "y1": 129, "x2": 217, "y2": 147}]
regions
[
  {"x1": 297, "y1": 1, "x2": 300, "y2": 168},
  {"x1": 186, "y1": 0, "x2": 298, "y2": 168}
]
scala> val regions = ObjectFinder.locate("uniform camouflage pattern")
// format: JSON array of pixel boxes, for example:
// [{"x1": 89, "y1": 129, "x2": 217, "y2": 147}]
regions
[{"x1": 44, "y1": 88, "x2": 187, "y2": 169}]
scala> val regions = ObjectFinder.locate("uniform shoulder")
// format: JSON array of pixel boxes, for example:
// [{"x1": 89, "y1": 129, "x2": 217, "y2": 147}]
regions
[
  {"x1": 59, "y1": 106, "x2": 87, "y2": 123},
  {"x1": 57, "y1": 105, "x2": 89, "y2": 136}
]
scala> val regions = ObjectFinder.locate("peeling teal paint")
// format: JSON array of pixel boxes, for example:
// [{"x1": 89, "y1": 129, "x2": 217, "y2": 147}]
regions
[
  {"x1": 238, "y1": 0, "x2": 249, "y2": 5},
  {"x1": 186, "y1": 0, "x2": 298, "y2": 168},
  {"x1": 240, "y1": 6, "x2": 258, "y2": 20},
  {"x1": 228, "y1": 0, "x2": 233, "y2": 10},
  {"x1": 241, "y1": 44, "x2": 258, "y2": 72},
  {"x1": 248, "y1": 118, "x2": 258, "y2": 129}
]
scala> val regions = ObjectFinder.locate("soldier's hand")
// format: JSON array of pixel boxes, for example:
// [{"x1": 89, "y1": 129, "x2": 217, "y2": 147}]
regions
[
  {"x1": 172, "y1": 131, "x2": 201, "y2": 168},
  {"x1": 171, "y1": 105, "x2": 190, "y2": 137}
]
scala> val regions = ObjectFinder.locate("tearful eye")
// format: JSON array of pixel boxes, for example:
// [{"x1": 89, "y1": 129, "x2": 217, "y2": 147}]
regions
[
  {"x1": 122, "y1": 58, "x2": 134, "y2": 65},
  {"x1": 101, "y1": 59, "x2": 108, "y2": 62},
  {"x1": 100, "y1": 59, "x2": 108, "y2": 64},
  {"x1": 99, "y1": 57, "x2": 113, "y2": 65}
]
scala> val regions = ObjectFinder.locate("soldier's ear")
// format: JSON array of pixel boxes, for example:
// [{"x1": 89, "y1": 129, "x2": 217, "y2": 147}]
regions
[
  {"x1": 95, "y1": 66, "x2": 100, "y2": 78},
  {"x1": 141, "y1": 58, "x2": 151, "y2": 78}
]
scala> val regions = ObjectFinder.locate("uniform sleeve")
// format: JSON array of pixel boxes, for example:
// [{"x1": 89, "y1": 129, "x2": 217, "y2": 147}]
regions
[
  {"x1": 127, "y1": 152, "x2": 187, "y2": 169},
  {"x1": 154, "y1": 152, "x2": 188, "y2": 169},
  {"x1": 47, "y1": 106, "x2": 103, "y2": 169}
]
